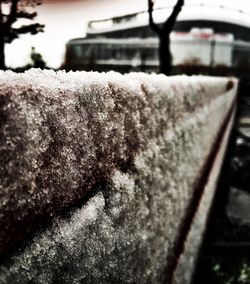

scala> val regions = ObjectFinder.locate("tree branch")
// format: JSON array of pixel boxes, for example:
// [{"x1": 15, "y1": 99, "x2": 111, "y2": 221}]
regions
[
  {"x1": 16, "y1": 10, "x2": 37, "y2": 20},
  {"x1": 6, "y1": 0, "x2": 19, "y2": 26},
  {"x1": 12, "y1": 22, "x2": 44, "y2": 34},
  {"x1": 163, "y1": 0, "x2": 184, "y2": 31},
  {"x1": 148, "y1": 0, "x2": 160, "y2": 35}
]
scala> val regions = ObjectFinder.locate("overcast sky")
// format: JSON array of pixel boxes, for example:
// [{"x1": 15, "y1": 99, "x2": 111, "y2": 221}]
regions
[{"x1": 5, "y1": 0, "x2": 250, "y2": 68}]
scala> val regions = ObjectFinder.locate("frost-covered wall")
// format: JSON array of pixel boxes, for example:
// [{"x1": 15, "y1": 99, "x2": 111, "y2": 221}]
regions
[{"x1": 0, "y1": 70, "x2": 237, "y2": 283}]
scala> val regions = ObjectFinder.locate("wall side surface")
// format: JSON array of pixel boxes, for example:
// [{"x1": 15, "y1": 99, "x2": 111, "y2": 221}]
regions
[{"x1": 173, "y1": 107, "x2": 236, "y2": 284}]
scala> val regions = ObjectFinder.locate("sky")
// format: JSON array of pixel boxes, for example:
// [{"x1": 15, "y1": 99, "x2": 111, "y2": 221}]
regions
[{"x1": 5, "y1": 0, "x2": 250, "y2": 68}]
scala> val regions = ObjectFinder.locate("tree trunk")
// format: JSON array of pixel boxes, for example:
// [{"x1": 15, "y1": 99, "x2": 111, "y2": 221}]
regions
[
  {"x1": 159, "y1": 34, "x2": 172, "y2": 76},
  {"x1": 148, "y1": 0, "x2": 184, "y2": 76},
  {"x1": 0, "y1": 38, "x2": 5, "y2": 70}
]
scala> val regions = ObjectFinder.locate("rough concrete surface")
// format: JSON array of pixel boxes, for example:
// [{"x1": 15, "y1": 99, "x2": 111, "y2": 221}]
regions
[{"x1": 0, "y1": 70, "x2": 237, "y2": 283}]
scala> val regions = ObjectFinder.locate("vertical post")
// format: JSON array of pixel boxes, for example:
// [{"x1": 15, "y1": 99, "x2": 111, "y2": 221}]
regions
[
  {"x1": 209, "y1": 36, "x2": 215, "y2": 75},
  {"x1": 0, "y1": 0, "x2": 5, "y2": 70},
  {"x1": 0, "y1": 39, "x2": 5, "y2": 70}
]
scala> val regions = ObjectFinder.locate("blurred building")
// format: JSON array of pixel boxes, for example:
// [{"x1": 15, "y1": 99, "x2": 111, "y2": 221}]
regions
[{"x1": 65, "y1": 3, "x2": 250, "y2": 74}]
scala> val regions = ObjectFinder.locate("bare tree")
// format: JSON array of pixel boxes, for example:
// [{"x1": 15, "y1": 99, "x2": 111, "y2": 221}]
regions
[
  {"x1": 0, "y1": 0, "x2": 44, "y2": 69},
  {"x1": 148, "y1": 0, "x2": 184, "y2": 75}
]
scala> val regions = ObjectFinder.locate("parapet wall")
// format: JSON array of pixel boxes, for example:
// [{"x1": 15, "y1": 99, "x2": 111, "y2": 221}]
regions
[{"x1": 0, "y1": 70, "x2": 237, "y2": 283}]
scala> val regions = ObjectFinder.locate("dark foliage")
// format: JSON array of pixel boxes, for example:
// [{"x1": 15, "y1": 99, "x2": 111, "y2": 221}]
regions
[{"x1": 0, "y1": 0, "x2": 44, "y2": 69}]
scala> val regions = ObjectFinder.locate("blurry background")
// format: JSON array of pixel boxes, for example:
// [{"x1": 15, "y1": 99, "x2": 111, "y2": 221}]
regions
[{"x1": 5, "y1": 0, "x2": 250, "y2": 69}]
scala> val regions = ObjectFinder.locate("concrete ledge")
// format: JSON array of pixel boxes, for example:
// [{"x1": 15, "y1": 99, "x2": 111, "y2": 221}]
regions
[
  {"x1": 0, "y1": 70, "x2": 237, "y2": 283},
  {"x1": 173, "y1": 106, "x2": 236, "y2": 284}
]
